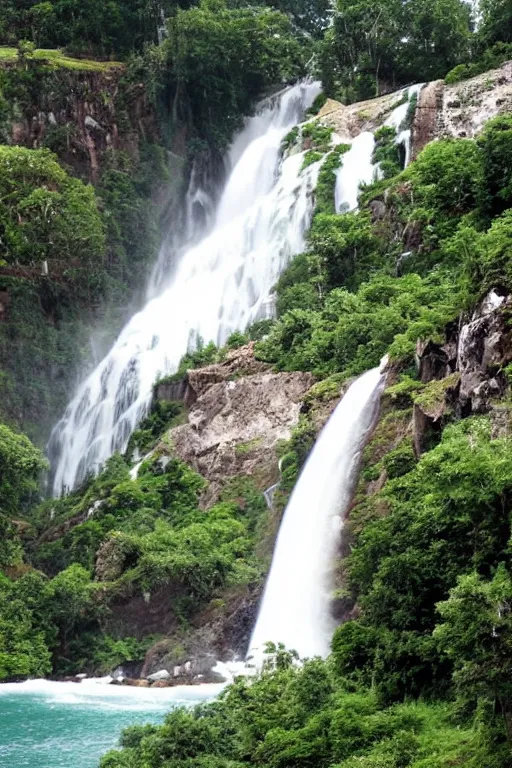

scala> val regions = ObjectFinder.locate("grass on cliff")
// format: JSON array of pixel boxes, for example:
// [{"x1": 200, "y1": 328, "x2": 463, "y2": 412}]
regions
[{"x1": 0, "y1": 47, "x2": 123, "y2": 71}]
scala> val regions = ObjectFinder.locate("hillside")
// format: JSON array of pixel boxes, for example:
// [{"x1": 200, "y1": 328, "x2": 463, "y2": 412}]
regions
[{"x1": 2, "y1": 1, "x2": 512, "y2": 767}]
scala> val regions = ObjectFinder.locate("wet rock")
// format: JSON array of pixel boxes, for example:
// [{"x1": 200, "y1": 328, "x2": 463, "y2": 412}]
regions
[
  {"x1": 111, "y1": 661, "x2": 143, "y2": 680},
  {"x1": 412, "y1": 80, "x2": 444, "y2": 159},
  {"x1": 154, "y1": 377, "x2": 188, "y2": 404},
  {"x1": 95, "y1": 536, "x2": 129, "y2": 581},
  {"x1": 412, "y1": 373, "x2": 461, "y2": 455},
  {"x1": 490, "y1": 404, "x2": 512, "y2": 438},
  {"x1": 369, "y1": 199, "x2": 387, "y2": 221},
  {"x1": 416, "y1": 339, "x2": 453, "y2": 383},
  {"x1": 457, "y1": 291, "x2": 512, "y2": 411},
  {"x1": 84, "y1": 115, "x2": 103, "y2": 132},
  {"x1": 139, "y1": 585, "x2": 262, "y2": 681}
]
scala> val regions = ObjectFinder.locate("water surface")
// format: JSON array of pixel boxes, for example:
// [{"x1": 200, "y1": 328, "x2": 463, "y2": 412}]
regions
[{"x1": 0, "y1": 679, "x2": 221, "y2": 768}]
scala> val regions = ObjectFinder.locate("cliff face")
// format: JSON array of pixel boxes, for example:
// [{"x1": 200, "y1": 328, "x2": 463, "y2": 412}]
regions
[
  {"x1": 1, "y1": 60, "x2": 157, "y2": 181},
  {"x1": 104, "y1": 345, "x2": 317, "y2": 683},
  {"x1": 0, "y1": 55, "x2": 186, "y2": 441},
  {"x1": 317, "y1": 60, "x2": 512, "y2": 152},
  {"x1": 164, "y1": 345, "x2": 315, "y2": 507}
]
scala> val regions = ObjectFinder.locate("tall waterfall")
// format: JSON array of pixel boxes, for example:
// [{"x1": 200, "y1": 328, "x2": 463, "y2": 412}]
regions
[
  {"x1": 249, "y1": 363, "x2": 386, "y2": 661},
  {"x1": 48, "y1": 81, "x2": 321, "y2": 494}
]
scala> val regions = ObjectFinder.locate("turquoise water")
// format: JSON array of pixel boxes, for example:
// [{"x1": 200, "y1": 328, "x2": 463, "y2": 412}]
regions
[{"x1": 0, "y1": 679, "x2": 222, "y2": 768}]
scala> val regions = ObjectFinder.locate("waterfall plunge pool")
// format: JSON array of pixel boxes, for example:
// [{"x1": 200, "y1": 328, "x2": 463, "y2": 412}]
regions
[{"x1": 0, "y1": 679, "x2": 223, "y2": 768}]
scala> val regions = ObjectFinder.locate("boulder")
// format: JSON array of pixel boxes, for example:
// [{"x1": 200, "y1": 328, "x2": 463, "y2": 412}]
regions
[{"x1": 147, "y1": 669, "x2": 170, "y2": 682}]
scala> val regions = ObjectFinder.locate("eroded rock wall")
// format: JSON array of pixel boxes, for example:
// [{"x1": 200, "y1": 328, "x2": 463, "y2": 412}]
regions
[
  {"x1": 162, "y1": 345, "x2": 315, "y2": 506},
  {"x1": 317, "y1": 61, "x2": 512, "y2": 150}
]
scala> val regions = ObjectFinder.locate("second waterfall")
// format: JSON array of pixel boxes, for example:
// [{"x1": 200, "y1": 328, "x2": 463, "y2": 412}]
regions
[
  {"x1": 49, "y1": 82, "x2": 321, "y2": 494},
  {"x1": 249, "y1": 362, "x2": 386, "y2": 661}
]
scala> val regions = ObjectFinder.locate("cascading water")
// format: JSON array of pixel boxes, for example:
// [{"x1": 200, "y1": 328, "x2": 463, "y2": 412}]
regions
[
  {"x1": 248, "y1": 362, "x2": 387, "y2": 661},
  {"x1": 48, "y1": 81, "x2": 322, "y2": 494},
  {"x1": 248, "y1": 87, "x2": 423, "y2": 659},
  {"x1": 335, "y1": 84, "x2": 424, "y2": 213}
]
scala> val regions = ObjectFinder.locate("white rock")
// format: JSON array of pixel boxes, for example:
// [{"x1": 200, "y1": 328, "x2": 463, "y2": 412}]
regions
[
  {"x1": 147, "y1": 669, "x2": 170, "y2": 682},
  {"x1": 85, "y1": 115, "x2": 103, "y2": 132}
]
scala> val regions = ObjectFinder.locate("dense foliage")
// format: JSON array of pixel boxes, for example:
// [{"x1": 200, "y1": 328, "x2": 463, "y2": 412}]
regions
[
  {"x1": 256, "y1": 117, "x2": 512, "y2": 378},
  {"x1": 320, "y1": 0, "x2": 512, "y2": 102},
  {"x1": 133, "y1": 0, "x2": 312, "y2": 152},
  {"x1": 320, "y1": 0, "x2": 472, "y2": 102},
  {"x1": 0, "y1": 145, "x2": 105, "y2": 284},
  {"x1": 0, "y1": 0, "x2": 193, "y2": 57},
  {"x1": 100, "y1": 648, "x2": 505, "y2": 768},
  {"x1": 94, "y1": 84, "x2": 512, "y2": 768},
  {"x1": 3, "y1": 2, "x2": 512, "y2": 768}
]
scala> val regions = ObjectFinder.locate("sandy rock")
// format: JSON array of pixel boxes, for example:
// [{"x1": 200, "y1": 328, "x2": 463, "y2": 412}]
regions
[
  {"x1": 441, "y1": 61, "x2": 512, "y2": 139},
  {"x1": 164, "y1": 345, "x2": 314, "y2": 505},
  {"x1": 120, "y1": 678, "x2": 150, "y2": 687},
  {"x1": 317, "y1": 61, "x2": 512, "y2": 159}
]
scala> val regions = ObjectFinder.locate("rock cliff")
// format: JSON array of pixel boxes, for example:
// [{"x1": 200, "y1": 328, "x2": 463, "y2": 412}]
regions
[
  {"x1": 163, "y1": 345, "x2": 315, "y2": 506},
  {"x1": 0, "y1": 59, "x2": 160, "y2": 181},
  {"x1": 317, "y1": 60, "x2": 512, "y2": 152}
]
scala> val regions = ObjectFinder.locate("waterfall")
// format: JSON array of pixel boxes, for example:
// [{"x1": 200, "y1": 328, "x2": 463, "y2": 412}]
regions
[
  {"x1": 335, "y1": 132, "x2": 376, "y2": 212},
  {"x1": 48, "y1": 81, "x2": 322, "y2": 494},
  {"x1": 335, "y1": 84, "x2": 424, "y2": 213},
  {"x1": 248, "y1": 363, "x2": 386, "y2": 661}
]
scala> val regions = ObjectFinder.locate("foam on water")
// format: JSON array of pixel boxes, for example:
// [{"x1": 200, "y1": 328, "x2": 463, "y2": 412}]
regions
[{"x1": 0, "y1": 678, "x2": 225, "y2": 710}]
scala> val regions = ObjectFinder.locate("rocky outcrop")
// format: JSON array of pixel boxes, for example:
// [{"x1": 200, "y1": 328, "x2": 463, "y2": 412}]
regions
[
  {"x1": 412, "y1": 290, "x2": 512, "y2": 452},
  {"x1": 317, "y1": 60, "x2": 512, "y2": 152},
  {"x1": 138, "y1": 584, "x2": 261, "y2": 683},
  {"x1": 3, "y1": 64, "x2": 159, "y2": 182},
  {"x1": 441, "y1": 61, "x2": 512, "y2": 139},
  {"x1": 411, "y1": 80, "x2": 444, "y2": 159},
  {"x1": 163, "y1": 344, "x2": 315, "y2": 505},
  {"x1": 317, "y1": 89, "x2": 412, "y2": 140},
  {"x1": 155, "y1": 343, "x2": 271, "y2": 407},
  {"x1": 456, "y1": 291, "x2": 512, "y2": 410},
  {"x1": 105, "y1": 346, "x2": 316, "y2": 677}
]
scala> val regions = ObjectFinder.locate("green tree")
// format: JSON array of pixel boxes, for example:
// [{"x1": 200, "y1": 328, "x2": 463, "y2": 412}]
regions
[
  {"x1": 0, "y1": 581, "x2": 52, "y2": 680},
  {"x1": 164, "y1": 0, "x2": 310, "y2": 150},
  {"x1": 0, "y1": 423, "x2": 47, "y2": 516},
  {"x1": 0, "y1": 146, "x2": 105, "y2": 287},
  {"x1": 321, "y1": 0, "x2": 472, "y2": 102},
  {"x1": 323, "y1": 0, "x2": 403, "y2": 101},
  {"x1": 399, "y1": 0, "x2": 472, "y2": 82},
  {"x1": 479, "y1": 0, "x2": 512, "y2": 46},
  {"x1": 44, "y1": 564, "x2": 101, "y2": 654},
  {"x1": 435, "y1": 565, "x2": 512, "y2": 742}
]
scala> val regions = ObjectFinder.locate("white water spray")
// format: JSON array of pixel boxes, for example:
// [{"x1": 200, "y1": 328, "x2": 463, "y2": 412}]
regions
[
  {"x1": 49, "y1": 82, "x2": 321, "y2": 494},
  {"x1": 335, "y1": 84, "x2": 424, "y2": 213},
  {"x1": 248, "y1": 362, "x2": 387, "y2": 661}
]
